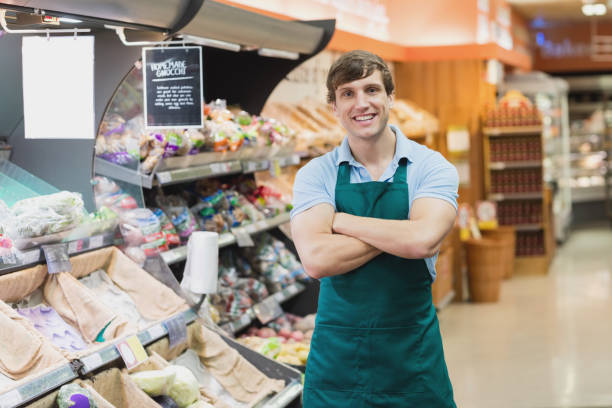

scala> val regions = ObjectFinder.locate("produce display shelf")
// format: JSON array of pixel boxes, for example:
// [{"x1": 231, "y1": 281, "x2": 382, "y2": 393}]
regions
[
  {"x1": 95, "y1": 154, "x2": 301, "y2": 188},
  {"x1": 0, "y1": 364, "x2": 77, "y2": 408},
  {"x1": 0, "y1": 231, "x2": 119, "y2": 276},
  {"x1": 489, "y1": 160, "x2": 542, "y2": 170},
  {"x1": 94, "y1": 157, "x2": 154, "y2": 189},
  {"x1": 161, "y1": 213, "x2": 291, "y2": 265},
  {"x1": 79, "y1": 309, "x2": 198, "y2": 375},
  {"x1": 487, "y1": 192, "x2": 543, "y2": 201},
  {"x1": 483, "y1": 126, "x2": 543, "y2": 136},
  {"x1": 156, "y1": 160, "x2": 243, "y2": 185},
  {"x1": 220, "y1": 282, "x2": 306, "y2": 335},
  {"x1": 259, "y1": 381, "x2": 302, "y2": 408}
]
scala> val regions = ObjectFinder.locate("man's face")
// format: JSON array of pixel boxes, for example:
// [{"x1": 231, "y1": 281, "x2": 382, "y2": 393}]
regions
[{"x1": 332, "y1": 70, "x2": 393, "y2": 141}]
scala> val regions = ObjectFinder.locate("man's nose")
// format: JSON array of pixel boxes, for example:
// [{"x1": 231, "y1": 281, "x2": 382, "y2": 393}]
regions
[{"x1": 355, "y1": 90, "x2": 368, "y2": 109}]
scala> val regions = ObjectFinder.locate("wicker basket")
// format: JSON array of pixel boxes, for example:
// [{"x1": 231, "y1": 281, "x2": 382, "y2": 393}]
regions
[
  {"x1": 482, "y1": 226, "x2": 516, "y2": 279},
  {"x1": 465, "y1": 238, "x2": 507, "y2": 302}
]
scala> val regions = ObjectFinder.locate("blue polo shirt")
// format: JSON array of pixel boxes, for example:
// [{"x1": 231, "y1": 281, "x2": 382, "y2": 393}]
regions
[{"x1": 290, "y1": 125, "x2": 459, "y2": 281}]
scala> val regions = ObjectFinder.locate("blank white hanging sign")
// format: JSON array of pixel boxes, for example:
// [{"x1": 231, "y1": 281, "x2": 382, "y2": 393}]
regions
[{"x1": 22, "y1": 35, "x2": 95, "y2": 139}]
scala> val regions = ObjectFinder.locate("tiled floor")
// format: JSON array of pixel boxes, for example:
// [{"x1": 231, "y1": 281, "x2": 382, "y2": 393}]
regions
[{"x1": 439, "y1": 225, "x2": 612, "y2": 408}]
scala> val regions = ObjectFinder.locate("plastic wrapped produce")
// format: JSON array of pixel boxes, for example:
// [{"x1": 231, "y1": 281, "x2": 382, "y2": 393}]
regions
[
  {"x1": 151, "y1": 208, "x2": 181, "y2": 247},
  {"x1": 156, "y1": 195, "x2": 198, "y2": 241},
  {"x1": 119, "y1": 208, "x2": 167, "y2": 264},
  {"x1": 9, "y1": 191, "x2": 85, "y2": 239},
  {"x1": 0, "y1": 200, "x2": 18, "y2": 264},
  {"x1": 93, "y1": 176, "x2": 138, "y2": 213}
]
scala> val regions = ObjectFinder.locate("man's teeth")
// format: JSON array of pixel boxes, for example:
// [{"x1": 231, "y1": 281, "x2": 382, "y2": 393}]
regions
[{"x1": 355, "y1": 114, "x2": 374, "y2": 121}]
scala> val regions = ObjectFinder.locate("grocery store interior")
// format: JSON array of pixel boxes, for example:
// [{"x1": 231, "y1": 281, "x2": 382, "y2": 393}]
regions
[{"x1": 1, "y1": 0, "x2": 612, "y2": 407}]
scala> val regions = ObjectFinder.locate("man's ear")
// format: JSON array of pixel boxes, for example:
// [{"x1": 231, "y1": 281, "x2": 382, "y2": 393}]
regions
[
  {"x1": 332, "y1": 101, "x2": 339, "y2": 118},
  {"x1": 389, "y1": 93, "x2": 395, "y2": 108}
]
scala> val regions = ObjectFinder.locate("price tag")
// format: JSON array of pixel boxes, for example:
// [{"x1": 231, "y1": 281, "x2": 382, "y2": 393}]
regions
[
  {"x1": 89, "y1": 235, "x2": 104, "y2": 249},
  {"x1": 21, "y1": 249, "x2": 41, "y2": 264},
  {"x1": 269, "y1": 159, "x2": 281, "y2": 177},
  {"x1": 244, "y1": 161, "x2": 258, "y2": 172},
  {"x1": 147, "y1": 324, "x2": 166, "y2": 340},
  {"x1": 253, "y1": 296, "x2": 283, "y2": 324},
  {"x1": 41, "y1": 243, "x2": 71, "y2": 274},
  {"x1": 68, "y1": 239, "x2": 84, "y2": 254},
  {"x1": 162, "y1": 250, "x2": 179, "y2": 264},
  {"x1": 81, "y1": 352, "x2": 104, "y2": 371},
  {"x1": 210, "y1": 163, "x2": 225, "y2": 174},
  {"x1": 163, "y1": 314, "x2": 188, "y2": 350},
  {"x1": 0, "y1": 389, "x2": 22, "y2": 408},
  {"x1": 273, "y1": 291, "x2": 284, "y2": 302},
  {"x1": 115, "y1": 335, "x2": 148, "y2": 370},
  {"x1": 255, "y1": 220, "x2": 268, "y2": 230},
  {"x1": 157, "y1": 172, "x2": 172, "y2": 184},
  {"x1": 244, "y1": 223, "x2": 257, "y2": 234},
  {"x1": 232, "y1": 227, "x2": 254, "y2": 247}
]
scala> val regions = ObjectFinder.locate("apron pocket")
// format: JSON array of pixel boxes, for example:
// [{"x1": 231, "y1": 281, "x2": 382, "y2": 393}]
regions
[
  {"x1": 305, "y1": 324, "x2": 367, "y2": 391},
  {"x1": 367, "y1": 326, "x2": 427, "y2": 394}
]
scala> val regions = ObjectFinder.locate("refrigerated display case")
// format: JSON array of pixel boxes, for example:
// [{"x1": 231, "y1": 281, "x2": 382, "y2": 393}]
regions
[
  {"x1": 500, "y1": 72, "x2": 571, "y2": 242},
  {"x1": 563, "y1": 75, "x2": 612, "y2": 225}
]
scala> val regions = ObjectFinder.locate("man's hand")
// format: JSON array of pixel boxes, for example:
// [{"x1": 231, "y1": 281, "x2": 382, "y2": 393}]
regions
[
  {"x1": 291, "y1": 204, "x2": 382, "y2": 279},
  {"x1": 332, "y1": 197, "x2": 456, "y2": 259}
]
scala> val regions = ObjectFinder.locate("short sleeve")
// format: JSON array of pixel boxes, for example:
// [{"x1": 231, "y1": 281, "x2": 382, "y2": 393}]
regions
[
  {"x1": 412, "y1": 152, "x2": 459, "y2": 211},
  {"x1": 290, "y1": 156, "x2": 336, "y2": 219}
]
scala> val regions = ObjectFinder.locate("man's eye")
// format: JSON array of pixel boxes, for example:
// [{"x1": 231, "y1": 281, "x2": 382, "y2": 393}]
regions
[
  {"x1": 367, "y1": 87, "x2": 378, "y2": 93},
  {"x1": 342, "y1": 90, "x2": 352, "y2": 97}
]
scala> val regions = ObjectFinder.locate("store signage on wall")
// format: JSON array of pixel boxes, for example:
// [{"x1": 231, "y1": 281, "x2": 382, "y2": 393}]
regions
[
  {"x1": 142, "y1": 46, "x2": 203, "y2": 129},
  {"x1": 22, "y1": 36, "x2": 95, "y2": 139}
]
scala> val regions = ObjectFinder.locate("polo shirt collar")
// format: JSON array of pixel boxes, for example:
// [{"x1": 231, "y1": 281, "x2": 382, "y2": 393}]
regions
[{"x1": 336, "y1": 124, "x2": 414, "y2": 166}]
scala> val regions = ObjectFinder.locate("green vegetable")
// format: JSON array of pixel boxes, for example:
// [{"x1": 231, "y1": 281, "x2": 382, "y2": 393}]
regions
[
  {"x1": 56, "y1": 383, "x2": 96, "y2": 408},
  {"x1": 164, "y1": 366, "x2": 200, "y2": 408},
  {"x1": 130, "y1": 369, "x2": 175, "y2": 396}
]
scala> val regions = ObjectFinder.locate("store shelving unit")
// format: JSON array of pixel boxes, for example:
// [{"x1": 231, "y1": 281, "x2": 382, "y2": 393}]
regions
[
  {"x1": 0, "y1": 230, "x2": 119, "y2": 275},
  {"x1": 220, "y1": 282, "x2": 306, "y2": 335},
  {"x1": 499, "y1": 73, "x2": 572, "y2": 242},
  {"x1": 95, "y1": 154, "x2": 301, "y2": 189},
  {"x1": 484, "y1": 125, "x2": 551, "y2": 275},
  {"x1": 161, "y1": 212, "x2": 291, "y2": 265}
]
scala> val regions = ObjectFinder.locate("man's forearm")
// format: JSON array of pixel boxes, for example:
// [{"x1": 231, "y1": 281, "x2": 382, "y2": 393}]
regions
[
  {"x1": 333, "y1": 213, "x2": 441, "y2": 259},
  {"x1": 297, "y1": 232, "x2": 381, "y2": 279}
]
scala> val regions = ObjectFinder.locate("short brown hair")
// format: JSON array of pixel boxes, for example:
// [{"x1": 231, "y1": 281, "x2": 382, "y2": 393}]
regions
[{"x1": 326, "y1": 50, "x2": 394, "y2": 104}]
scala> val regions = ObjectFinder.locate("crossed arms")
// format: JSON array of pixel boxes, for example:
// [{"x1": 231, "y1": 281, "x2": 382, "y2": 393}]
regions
[{"x1": 290, "y1": 198, "x2": 457, "y2": 279}]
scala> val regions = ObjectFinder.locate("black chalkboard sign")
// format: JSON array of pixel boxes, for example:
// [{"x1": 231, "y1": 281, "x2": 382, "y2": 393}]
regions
[{"x1": 142, "y1": 46, "x2": 203, "y2": 128}]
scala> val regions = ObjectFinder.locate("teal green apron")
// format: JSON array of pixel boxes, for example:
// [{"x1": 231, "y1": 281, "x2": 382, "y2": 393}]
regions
[{"x1": 303, "y1": 159, "x2": 456, "y2": 407}]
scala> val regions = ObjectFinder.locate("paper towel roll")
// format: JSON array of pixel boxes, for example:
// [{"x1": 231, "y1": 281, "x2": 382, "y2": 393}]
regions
[{"x1": 181, "y1": 231, "x2": 218, "y2": 294}]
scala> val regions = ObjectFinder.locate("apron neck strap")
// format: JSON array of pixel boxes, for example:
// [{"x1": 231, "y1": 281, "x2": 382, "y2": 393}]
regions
[
  {"x1": 337, "y1": 161, "x2": 351, "y2": 185},
  {"x1": 393, "y1": 158, "x2": 408, "y2": 184}
]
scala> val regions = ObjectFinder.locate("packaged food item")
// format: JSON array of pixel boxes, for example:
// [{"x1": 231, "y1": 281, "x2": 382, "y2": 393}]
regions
[
  {"x1": 9, "y1": 191, "x2": 85, "y2": 239},
  {"x1": 151, "y1": 208, "x2": 181, "y2": 247},
  {"x1": 119, "y1": 208, "x2": 167, "y2": 263},
  {"x1": 56, "y1": 383, "x2": 97, "y2": 408},
  {"x1": 93, "y1": 176, "x2": 138, "y2": 213},
  {"x1": 0, "y1": 200, "x2": 18, "y2": 264},
  {"x1": 156, "y1": 195, "x2": 198, "y2": 241}
]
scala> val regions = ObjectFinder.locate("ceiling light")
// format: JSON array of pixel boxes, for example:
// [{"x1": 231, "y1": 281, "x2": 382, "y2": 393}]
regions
[
  {"x1": 58, "y1": 17, "x2": 82, "y2": 24},
  {"x1": 257, "y1": 48, "x2": 299, "y2": 60},
  {"x1": 582, "y1": 3, "x2": 607, "y2": 16}
]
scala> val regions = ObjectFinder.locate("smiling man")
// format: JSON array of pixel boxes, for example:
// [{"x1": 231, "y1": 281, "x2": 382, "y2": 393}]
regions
[{"x1": 290, "y1": 50, "x2": 458, "y2": 407}]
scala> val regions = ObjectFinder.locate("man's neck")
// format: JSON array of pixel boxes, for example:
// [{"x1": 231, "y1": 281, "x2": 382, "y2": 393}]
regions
[{"x1": 347, "y1": 125, "x2": 396, "y2": 169}]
